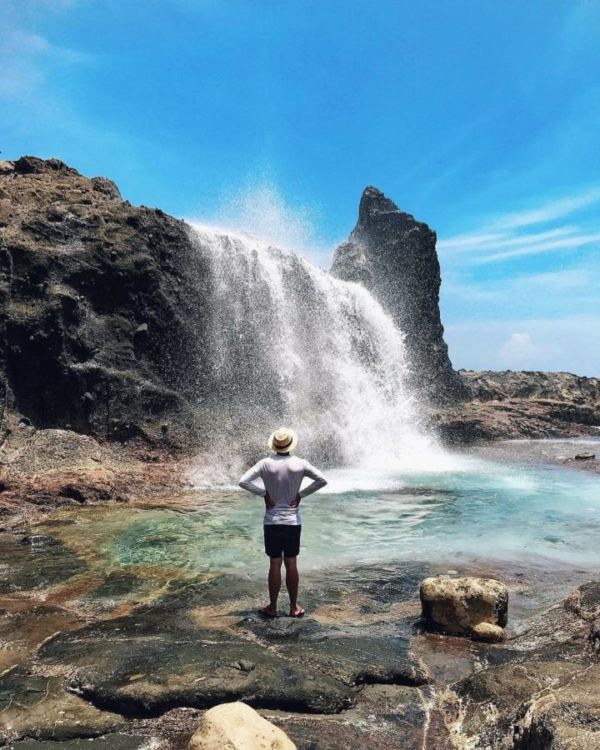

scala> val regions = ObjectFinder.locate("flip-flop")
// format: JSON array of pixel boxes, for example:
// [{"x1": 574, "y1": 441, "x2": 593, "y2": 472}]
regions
[
  {"x1": 258, "y1": 607, "x2": 278, "y2": 619},
  {"x1": 289, "y1": 608, "x2": 305, "y2": 618}
]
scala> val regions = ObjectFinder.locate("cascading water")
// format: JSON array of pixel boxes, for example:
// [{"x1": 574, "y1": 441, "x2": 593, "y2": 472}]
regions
[{"x1": 187, "y1": 223, "x2": 446, "y2": 480}]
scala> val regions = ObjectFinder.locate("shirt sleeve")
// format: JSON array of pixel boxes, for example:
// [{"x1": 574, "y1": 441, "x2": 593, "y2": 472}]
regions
[
  {"x1": 239, "y1": 460, "x2": 267, "y2": 497},
  {"x1": 299, "y1": 461, "x2": 328, "y2": 498}
]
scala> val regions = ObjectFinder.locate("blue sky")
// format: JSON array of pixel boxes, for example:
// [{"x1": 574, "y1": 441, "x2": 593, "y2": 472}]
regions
[{"x1": 1, "y1": 0, "x2": 599, "y2": 375}]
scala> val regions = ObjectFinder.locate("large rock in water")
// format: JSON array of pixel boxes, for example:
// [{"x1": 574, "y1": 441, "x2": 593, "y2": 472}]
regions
[
  {"x1": 0, "y1": 156, "x2": 212, "y2": 445},
  {"x1": 188, "y1": 702, "x2": 296, "y2": 750},
  {"x1": 331, "y1": 187, "x2": 467, "y2": 402},
  {"x1": 420, "y1": 576, "x2": 508, "y2": 641}
]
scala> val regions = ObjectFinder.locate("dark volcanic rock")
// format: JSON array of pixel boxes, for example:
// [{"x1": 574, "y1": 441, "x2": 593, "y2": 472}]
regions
[
  {"x1": 0, "y1": 667, "x2": 127, "y2": 743},
  {"x1": 0, "y1": 156, "x2": 212, "y2": 446},
  {"x1": 37, "y1": 612, "x2": 352, "y2": 716},
  {"x1": 0, "y1": 531, "x2": 85, "y2": 594},
  {"x1": 9, "y1": 738, "x2": 152, "y2": 750},
  {"x1": 460, "y1": 369, "x2": 600, "y2": 404},
  {"x1": 434, "y1": 370, "x2": 600, "y2": 442},
  {"x1": 331, "y1": 187, "x2": 466, "y2": 402}
]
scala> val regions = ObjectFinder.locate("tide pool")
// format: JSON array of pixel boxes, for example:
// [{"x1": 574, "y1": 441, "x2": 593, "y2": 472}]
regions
[{"x1": 36, "y1": 449, "x2": 599, "y2": 582}]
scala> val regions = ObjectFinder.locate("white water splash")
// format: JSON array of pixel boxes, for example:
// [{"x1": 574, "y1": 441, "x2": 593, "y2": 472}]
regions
[{"x1": 187, "y1": 223, "x2": 454, "y2": 486}]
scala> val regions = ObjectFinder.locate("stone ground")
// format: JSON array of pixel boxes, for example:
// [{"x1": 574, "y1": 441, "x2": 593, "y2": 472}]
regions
[
  {"x1": 1, "y1": 429, "x2": 599, "y2": 747},
  {"x1": 1, "y1": 513, "x2": 599, "y2": 749}
]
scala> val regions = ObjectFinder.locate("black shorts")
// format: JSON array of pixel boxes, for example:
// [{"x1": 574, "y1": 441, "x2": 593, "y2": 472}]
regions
[{"x1": 264, "y1": 524, "x2": 301, "y2": 558}]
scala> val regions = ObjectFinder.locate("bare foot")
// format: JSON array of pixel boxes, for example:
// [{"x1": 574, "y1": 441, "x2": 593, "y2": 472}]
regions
[
  {"x1": 258, "y1": 605, "x2": 278, "y2": 619},
  {"x1": 289, "y1": 605, "x2": 305, "y2": 618}
]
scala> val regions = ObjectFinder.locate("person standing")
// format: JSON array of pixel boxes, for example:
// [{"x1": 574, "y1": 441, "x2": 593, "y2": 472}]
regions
[{"x1": 239, "y1": 427, "x2": 327, "y2": 618}]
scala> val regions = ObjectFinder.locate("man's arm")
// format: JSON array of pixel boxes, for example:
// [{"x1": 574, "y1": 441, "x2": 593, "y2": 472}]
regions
[
  {"x1": 239, "y1": 461, "x2": 267, "y2": 497},
  {"x1": 299, "y1": 461, "x2": 327, "y2": 498}
]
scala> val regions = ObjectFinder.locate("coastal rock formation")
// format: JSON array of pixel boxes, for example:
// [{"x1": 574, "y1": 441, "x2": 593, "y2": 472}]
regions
[
  {"x1": 420, "y1": 576, "x2": 508, "y2": 641},
  {"x1": 0, "y1": 156, "x2": 211, "y2": 447},
  {"x1": 188, "y1": 702, "x2": 296, "y2": 750},
  {"x1": 454, "y1": 581, "x2": 600, "y2": 749},
  {"x1": 435, "y1": 369, "x2": 600, "y2": 442},
  {"x1": 0, "y1": 524, "x2": 598, "y2": 750},
  {"x1": 460, "y1": 369, "x2": 600, "y2": 403},
  {"x1": 331, "y1": 187, "x2": 466, "y2": 402},
  {"x1": 0, "y1": 155, "x2": 597, "y2": 463}
]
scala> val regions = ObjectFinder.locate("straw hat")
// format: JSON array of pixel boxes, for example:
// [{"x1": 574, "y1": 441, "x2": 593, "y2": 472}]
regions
[{"x1": 268, "y1": 427, "x2": 298, "y2": 454}]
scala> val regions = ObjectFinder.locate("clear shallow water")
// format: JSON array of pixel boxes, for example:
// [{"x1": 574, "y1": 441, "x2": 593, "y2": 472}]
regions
[{"x1": 39, "y1": 451, "x2": 600, "y2": 580}]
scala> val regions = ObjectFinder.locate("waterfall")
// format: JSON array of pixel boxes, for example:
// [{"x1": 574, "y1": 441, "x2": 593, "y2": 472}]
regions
[{"x1": 187, "y1": 223, "x2": 441, "y2": 481}]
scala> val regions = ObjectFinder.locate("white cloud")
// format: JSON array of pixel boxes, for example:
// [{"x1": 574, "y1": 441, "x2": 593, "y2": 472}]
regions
[
  {"x1": 439, "y1": 187, "x2": 600, "y2": 266},
  {"x1": 488, "y1": 188, "x2": 600, "y2": 230},
  {"x1": 499, "y1": 332, "x2": 560, "y2": 369},
  {"x1": 445, "y1": 316, "x2": 600, "y2": 376}
]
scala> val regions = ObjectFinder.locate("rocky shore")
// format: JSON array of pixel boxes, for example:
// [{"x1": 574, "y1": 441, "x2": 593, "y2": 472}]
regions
[
  {"x1": 1, "y1": 156, "x2": 599, "y2": 748},
  {"x1": 0, "y1": 529, "x2": 598, "y2": 749},
  {"x1": 434, "y1": 369, "x2": 600, "y2": 444}
]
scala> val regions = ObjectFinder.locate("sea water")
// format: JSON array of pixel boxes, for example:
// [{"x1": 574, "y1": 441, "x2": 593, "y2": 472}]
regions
[{"x1": 34, "y1": 446, "x2": 599, "y2": 584}]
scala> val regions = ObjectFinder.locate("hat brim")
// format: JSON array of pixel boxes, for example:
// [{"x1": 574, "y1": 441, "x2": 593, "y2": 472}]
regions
[{"x1": 267, "y1": 430, "x2": 298, "y2": 454}]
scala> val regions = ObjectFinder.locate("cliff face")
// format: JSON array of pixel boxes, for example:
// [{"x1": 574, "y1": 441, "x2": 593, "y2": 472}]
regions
[
  {"x1": 0, "y1": 156, "x2": 211, "y2": 446},
  {"x1": 331, "y1": 187, "x2": 466, "y2": 402}
]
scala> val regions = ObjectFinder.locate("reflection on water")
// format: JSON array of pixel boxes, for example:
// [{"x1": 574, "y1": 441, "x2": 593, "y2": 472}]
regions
[{"x1": 29, "y1": 454, "x2": 600, "y2": 582}]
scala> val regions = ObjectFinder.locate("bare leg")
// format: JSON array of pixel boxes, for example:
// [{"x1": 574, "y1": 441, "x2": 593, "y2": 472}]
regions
[
  {"x1": 284, "y1": 556, "x2": 304, "y2": 616},
  {"x1": 261, "y1": 557, "x2": 282, "y2": 616}
]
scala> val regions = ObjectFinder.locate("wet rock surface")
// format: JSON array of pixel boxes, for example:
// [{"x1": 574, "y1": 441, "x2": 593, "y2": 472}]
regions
[
  {"x1": 452, "y1": 581, "x2": 600, "y2": 749},
  {"x1": 0, "y1": 532, "x2": 85, "y2": 594},
  {"x1": 7, "y1": 737, "x2": 155, "y2": 749},
  {"x1": 0, "y1": 667, "x2": 127, "y2": 743},
  {"x1": 0, "y1": 553, "x2": 598, "y2": 748}
]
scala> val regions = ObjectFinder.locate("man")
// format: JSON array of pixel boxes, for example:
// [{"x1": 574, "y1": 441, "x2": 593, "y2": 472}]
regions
[{"x1": 239, "y1": 427, "x2": 327, "y2": 618}]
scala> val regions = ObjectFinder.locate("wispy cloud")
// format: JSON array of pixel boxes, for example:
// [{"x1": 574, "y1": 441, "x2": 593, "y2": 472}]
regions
[
  {"x1": 439, "y1": 226, "x2": 578, "y2": 254},
  {"x1": 470, "y1": 230, "x2": 600, "y2": 265},
  {"x1": 488, "y1": 187, "x2": 600, "y2": 230},
  {"x1": 439, "y1": 187, "x2": 600, "y2": 266},
  {"x1": 0, "y1": 27, "x2": 92, "y2": 99}
]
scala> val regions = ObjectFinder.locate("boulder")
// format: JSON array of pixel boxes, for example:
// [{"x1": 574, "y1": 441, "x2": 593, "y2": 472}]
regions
[
  {"x1": 188, "y1": 701, "x2": 296, "y2": 750},
  {"x1": 420, "y1": 576, "x2": 508, "y2": 641}
]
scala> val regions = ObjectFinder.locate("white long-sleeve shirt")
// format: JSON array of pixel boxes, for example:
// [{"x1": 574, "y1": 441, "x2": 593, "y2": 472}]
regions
[{"x1": 239, "y1": 454, "x2": 327, "y2": 525}]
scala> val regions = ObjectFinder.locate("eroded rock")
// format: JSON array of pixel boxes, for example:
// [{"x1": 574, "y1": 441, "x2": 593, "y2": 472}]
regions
[
  {"x1": 37, "y1": 612, "x2": 353, "y2": 716},
  {"x1": 188, "y1": 701, "x2": 296, "y2": 750},
  {"x1": 0, "y1": 668, "x2": 126, "y2": 744},
  {"x1": 331, "y1": 187, "x2": 465, "y2": 402},
  {"x1": 420, "y1": 576, "x2": 508, "y2": 640}
]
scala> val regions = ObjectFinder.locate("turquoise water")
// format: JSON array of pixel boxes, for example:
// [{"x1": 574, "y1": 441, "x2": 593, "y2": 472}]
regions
[{"x1": 101, "y1": 451, "x2": 600, "y2": 577}]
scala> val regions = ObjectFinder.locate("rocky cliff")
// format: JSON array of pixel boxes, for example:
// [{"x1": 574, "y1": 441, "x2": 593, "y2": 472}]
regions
[
  {"x1": 0, "y1": 157, "x2": 597, "y2": 457},
  {"x1": 0, "y1": 156, "x2": 212, "y2": 448},
  {"x1": 331, "y1": 187, "x2": 466, "y2": 402}
]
